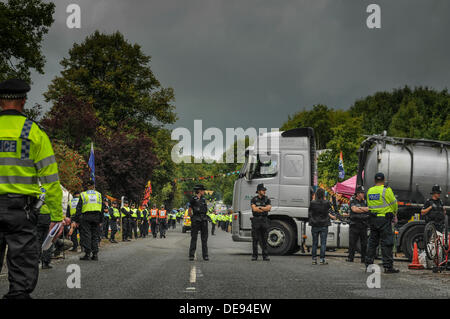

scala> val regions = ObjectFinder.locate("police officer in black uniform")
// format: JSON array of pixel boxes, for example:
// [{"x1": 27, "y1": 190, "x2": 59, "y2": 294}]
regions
[
  {"x1": 140, "y1": 205, "x2": 149, "y2": 238},
  {"x1": 188, "y1": 184, "x2": 209, "y2": 261},
  {"x1": 421, "y1": 184, "x2": 446, "y2": 233},
  {"x1": 250, "y1": 184, "x2": 271, "y2": 261},
  {"x1": 346, "y1": 186, "x2": 369, "y2": 263}
]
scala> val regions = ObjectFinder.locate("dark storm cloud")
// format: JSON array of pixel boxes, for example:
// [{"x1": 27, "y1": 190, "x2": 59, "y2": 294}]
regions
[{"x1": 29, "y1": 0, "x2": 450, "y2": 153}]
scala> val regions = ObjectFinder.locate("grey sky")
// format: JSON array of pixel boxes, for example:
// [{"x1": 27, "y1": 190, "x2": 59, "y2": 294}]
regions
[{"x1": 29, "y1": 0, "x2": 450, "y2": 157}]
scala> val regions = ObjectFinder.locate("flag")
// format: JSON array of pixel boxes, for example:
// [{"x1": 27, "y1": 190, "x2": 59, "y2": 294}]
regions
[
  {"x1": 88, "y1": 142, "x2": 95, "y2": 184},
  {"x1": 338, "y1": 151, "x2": 345, "y2": 180}
]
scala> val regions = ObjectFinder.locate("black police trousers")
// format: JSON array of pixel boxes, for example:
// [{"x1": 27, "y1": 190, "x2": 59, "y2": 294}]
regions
[
  {"x1": 159, "y1": 219, "x2": 167, "y2": 238},
  {"x1": 150, "y1": 218, "x2": 158, "y2": 237},
  {"x1": 141, "y1": 221, "x2": 149, "y2": 237},
  {"x1": 122, "y1": 217, "x2": 131, "y2": 240},
  {"x1": 348, "y1": 223, "x2": 368, "y2": 262},
  {"x1": 211, "y1": 222, "x2": 216, "y2": 235},
  {"x1": 130, "y1": 218, "x2": 138, "y2": 239},
  {"x1": 251, "y1": 216, "x2": 269, "y2": 258},
  {"x1": 79, "y1": 212, "x2": 101, "y2": 254},
  {"x1": 189, "y1": 219, "x2": 208, "y2": 258},
  {"x1": 0, "y1": 197, "x2": 39, "y2": 299},
  {"x1": 36, "y1": 214, "x2": 52, "y2": 265},
  {"x1": 110, "y1": 220, "x2": 118, "y2": 240},
  {"x1": 365, "y1": 216, "x2": 394, "y2": 269},
  {"x1": 102, "y1": 218, "x2": 110, "y2": 238}
]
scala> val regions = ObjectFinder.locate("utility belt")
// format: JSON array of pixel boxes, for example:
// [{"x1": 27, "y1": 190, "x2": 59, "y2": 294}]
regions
[
  {"x1": 369, "y1": 212, "x2": 394, "y2": 220},
  {"x1": 0, "y1": 194, "x2": 41, "y2": 220},
  {"x1": 251, "y1": 214, "x2": 268, "y2": 219}
]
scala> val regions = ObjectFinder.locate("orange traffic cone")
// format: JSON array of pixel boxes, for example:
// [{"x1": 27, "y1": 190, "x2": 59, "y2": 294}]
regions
[{"x1": 408, "y1": 242, "x2": 424, "y2": 270}]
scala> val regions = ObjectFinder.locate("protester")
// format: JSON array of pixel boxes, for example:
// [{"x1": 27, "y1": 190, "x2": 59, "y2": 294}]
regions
[{"x1": 308, "y1": 188, "x2": 337, "y2": 265}]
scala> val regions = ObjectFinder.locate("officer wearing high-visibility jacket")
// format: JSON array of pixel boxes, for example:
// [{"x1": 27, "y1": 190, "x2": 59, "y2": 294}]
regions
[
  {"x1": 109, "y1": 201, "x2": 120, "y2": 243},
  {"x1": 130, "y1": 203, "x2": 139, "y2": 239},
  {"x1": 149, "y1": 204, "x2": 159, "y2": 238},
  {"x1": 207, "y1": 208, "x2": 217, "y2": 235},
  {"x1": 73, "y1": 180, "x2": 103, "y2": 261},
  {"x1": 158, "y1": 205, "x2": 167, "y2": 238},
  {"x1": 121, "y1": 201, "x2": 132, "y2": 241},
  {"x1": 67, "y1": 191, "x2": 81, "y2": 251},
  {"x1": 366, "y1": 172, "x2": 399, "y2": 273},
  {"x1": 0, "y1": 79, "x2": 63, "y2": 299},
  {"x1": 140, "y1": 205, "x2": 149, "y2": 238}
]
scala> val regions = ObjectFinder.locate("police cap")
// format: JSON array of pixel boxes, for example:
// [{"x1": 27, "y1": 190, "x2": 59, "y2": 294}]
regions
[
  {"x1": 431, "y1": 184, "x2": 441, "y2": 194},
  {"x1": 355, "y1": 185, "x2": 365, "y2": 194},
  {"x1": 256, "y1": 183, "x2": 267, "y2": 193},
  {"x1": 374, "y1": 172, "x2": 385, "y2": 181},
  {"x1": 0, "y1": 79, "x2": 30, "y2": 100}
]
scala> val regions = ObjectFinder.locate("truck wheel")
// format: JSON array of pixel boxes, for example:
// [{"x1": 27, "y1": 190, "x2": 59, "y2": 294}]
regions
[
  {"x1": 182, "y1": 226, "x2": 186, "y2": 233},
  {"x1": 401, "y1": 224, "x2": 425, "y2": 261},
  {"x1": 266, "y1": 220, "x2": 296, "y2": 255}
]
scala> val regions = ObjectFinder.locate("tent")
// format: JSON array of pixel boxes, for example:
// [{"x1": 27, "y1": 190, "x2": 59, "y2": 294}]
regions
[{"x1": 332, "y1": 175, "x2": 357, "y2": 198}]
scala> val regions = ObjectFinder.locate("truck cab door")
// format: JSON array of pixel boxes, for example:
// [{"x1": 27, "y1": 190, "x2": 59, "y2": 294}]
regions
[{"x1": 239, "y1": 153, "x2": 279, "y2": 230}]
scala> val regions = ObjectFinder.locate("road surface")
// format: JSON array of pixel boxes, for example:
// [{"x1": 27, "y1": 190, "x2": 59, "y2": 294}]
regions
[{"x1": 1, "y1": 225, "x2": 449, "y2": 299}]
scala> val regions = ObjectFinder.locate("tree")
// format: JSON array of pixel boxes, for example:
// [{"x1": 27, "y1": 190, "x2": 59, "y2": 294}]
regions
[
  {"x1": 0, "y1": 0, "x2": 55, "y2": 82},
  {"x1": 281, "y1": 104, "x2": 340, "y2": 149},
  {"x1": 317, "y1": 117, "x2": 365, "y2": 187},
  {"x1": 41, "y1": 94, "x2": 98, "y2": 150},
  {"x1": 52, "y1": 140, "x2": 87, "y2": 193},
  {"x1": 94, "y1": 127, "x2": 159, "y2": 202},
  {"x1": 44, "y1": 31, "x2": 177, "y2": 130}
]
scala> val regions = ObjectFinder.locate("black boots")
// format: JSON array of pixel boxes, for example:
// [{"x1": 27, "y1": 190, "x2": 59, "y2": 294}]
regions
[{"x1": 80, "y1": 253, "x2": 90, "y2": 260}]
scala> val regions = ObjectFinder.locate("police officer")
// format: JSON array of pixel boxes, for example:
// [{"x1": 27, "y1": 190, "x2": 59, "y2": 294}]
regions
[
  {"x1": 158, "y1": 205, "x2": 167, "y2": 238},
  {"x1": 207, "y1": 207, "x2": 217, "y2": 236},
  {"x1": 0, "y1": 79, "x2": 63, "y2": 299},
  {"x1": 102, "y1": 198, "x2": 110, "y2": 239},
  {"x1": 149, "y1": 204, "x2": 159, "y2": 238},
  {"x1": 421, "y1": 184, "x2": 446, "y2": 233},
  {"x1": 109, "y1": 201, "x2": 120, "y2": 243},
  {"x1": 121, "y1": 200, "x2": 132, "y2": 241},
  {"x1": 250, "y1": 184, "x2": 271, "y2": 261},
  {"x1": 67, "y1": 192, "x2": 81, "y2": 251},
  {"x1": 189, "y1": 184, "x2": 209, "y2": 261},
  {"x1": 140, "y1": 205, "x2": 149, "y2": 238},
  {"x1": 130, "y1": 203, "x2": 138, "y2": 239},
  {"x1": 73, "y1": 180, "x2": 103, "y2": 261},
  {"x1": 346, "y1": 186, "x2": 369, "y2": 263},
  {"x1": 366, "y1": 172, "x2": 399, "y2": 273}
]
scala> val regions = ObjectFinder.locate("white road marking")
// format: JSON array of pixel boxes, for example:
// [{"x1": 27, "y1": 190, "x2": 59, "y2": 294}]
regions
[{"x1": 190, "y1": 265, "x2": 197, "y2": 283}]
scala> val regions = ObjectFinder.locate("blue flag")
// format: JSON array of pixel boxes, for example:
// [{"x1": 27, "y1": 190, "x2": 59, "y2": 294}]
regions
[
  {"x1": 338, "y1": 151, "x2": 345, "y2": 180},
  {"x1": 88, "y1": 143, "x2": 95, "y2": 184}
]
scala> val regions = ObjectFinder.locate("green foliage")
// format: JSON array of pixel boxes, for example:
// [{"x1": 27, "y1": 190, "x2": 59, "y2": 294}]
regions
[
  {"x1": 284, "y1": 86, "x2": 449, "y2": 188},
  {"x1": 0, "y1": 0, "x2": 55, "y2": 82},
  {"x1": 44, "y1": 31, "x2": 177, "y2": 129},
  {"x1": 317, "y1": 117, "x2": 364, "y2": 186}
]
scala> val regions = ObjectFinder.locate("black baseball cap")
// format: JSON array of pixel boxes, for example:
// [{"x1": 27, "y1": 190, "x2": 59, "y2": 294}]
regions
[
  {"x1": 256, "y1": 183, "x2": 267, "y2": 193},
  {"x1": 374, "y1": 172, "x2": 385, "y2": 181}
]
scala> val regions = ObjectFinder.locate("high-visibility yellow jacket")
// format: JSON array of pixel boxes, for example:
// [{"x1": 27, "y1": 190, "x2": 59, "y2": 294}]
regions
[
  {"x1": 80, "y1": 190, "x2": 102, "y2": 213},
  {"x1": 0, "y1": 111, "x2": 63, "y2": 221},
  {"x1": 367, "y1": 185, "x2": 398, "y2": 217}
]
